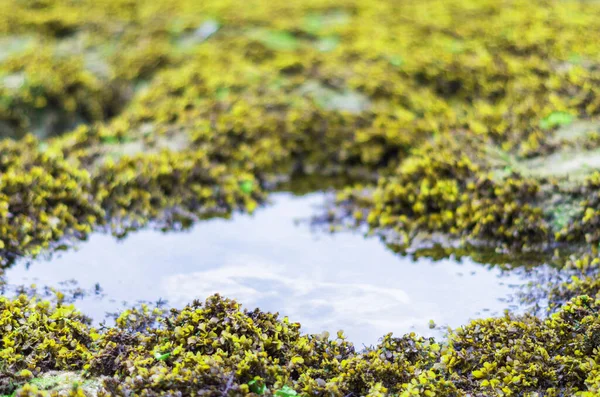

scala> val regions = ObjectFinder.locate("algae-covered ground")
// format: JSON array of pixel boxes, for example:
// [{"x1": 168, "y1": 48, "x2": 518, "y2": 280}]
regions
[{"x1": 6, "y1": 0, "x2": 600, "y2": 395}]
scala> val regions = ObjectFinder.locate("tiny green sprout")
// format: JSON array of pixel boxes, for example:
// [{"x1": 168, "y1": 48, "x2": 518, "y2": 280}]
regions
[
  {"x1": 154, "y1": 351, "x2": 171, "y2": 361},
  {"x1": 539, "y1": 111, "x2": 575, "y2": 130},
  {"x1": 274, "y1": 385, "x2": 298, "y2": 397},
  {"x1": 240, "y1": 180, "x2": 254, "y2": 194},
  {"x1": 248, "y1": 379, "x2": 266, "y2": 395}
]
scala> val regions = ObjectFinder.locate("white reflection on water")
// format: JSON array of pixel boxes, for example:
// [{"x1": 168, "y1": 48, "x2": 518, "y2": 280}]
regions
[{"x1": 4, "y1": 192, "x2": 521, "y2": 345}]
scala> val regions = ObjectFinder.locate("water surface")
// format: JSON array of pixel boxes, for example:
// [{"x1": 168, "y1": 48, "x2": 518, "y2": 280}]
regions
[{"x1": 4, "y1": 193, "x2": 525, "y2": 345}]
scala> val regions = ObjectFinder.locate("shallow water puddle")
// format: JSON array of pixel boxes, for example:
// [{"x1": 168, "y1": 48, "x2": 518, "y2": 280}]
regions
[{"x1": 4, "y1": 193, "x2": 525, "y2": 345}]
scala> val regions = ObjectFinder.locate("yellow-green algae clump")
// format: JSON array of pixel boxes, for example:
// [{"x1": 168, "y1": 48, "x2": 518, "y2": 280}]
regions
[
  {"x1": 5, "y1": 0, "x2": 600, "y2": 395},
  {"x1": 5, "y1": 293, "x2": 600, "y2": 396},
  {"x1": 3, "y1": 0, "x2": 600, "y2": 257}
]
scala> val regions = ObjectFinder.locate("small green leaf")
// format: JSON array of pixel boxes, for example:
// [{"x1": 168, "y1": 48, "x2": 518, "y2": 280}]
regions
[
  {"x1": 154, "y1": 351, "x2": 171, "y2": 361},
  {"x1": 540, "y1": 112, "x2": 575, "y2": 130},
  {"x1": 274, "y1": 385, "x2": 298, "y2": 397},
  {"x1": 472, "y1": 370, "x2": 485, "y2": 379},
  {"x1": 291, "y1": 356, "x2": 304, "y2": 364},
  {"x1": 240, "y1": 180, "x2": 254, "y2": 194},
  {"x1": 248, "y1": 380, "x2": 266, "y2": 395}
]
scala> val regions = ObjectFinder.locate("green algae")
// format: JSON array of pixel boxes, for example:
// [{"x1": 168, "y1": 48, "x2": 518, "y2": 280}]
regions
[
  {"x1": 6, "y1": 0, "x2": 600, "y2": 395},
  {"x1": 5, "y1": 293, "x2": 600, "y2": 396},
  {"x1": 0, "y1": 45, "x2": 127, "y2": 139}
]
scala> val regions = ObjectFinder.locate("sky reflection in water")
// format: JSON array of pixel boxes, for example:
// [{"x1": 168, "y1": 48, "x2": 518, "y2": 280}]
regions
[{"x1": 4, "y1": 193, "x2": 524, "y2": 346}]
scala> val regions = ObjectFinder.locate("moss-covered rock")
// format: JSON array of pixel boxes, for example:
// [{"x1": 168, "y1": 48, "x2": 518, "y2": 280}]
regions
[{"x1": 4, "y1": 294, "x2": 600, "y2": 396}]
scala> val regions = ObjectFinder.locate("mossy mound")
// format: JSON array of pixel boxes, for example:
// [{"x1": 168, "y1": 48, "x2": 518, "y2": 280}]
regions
[
  {"x1": 0, "y1": 47, "x2": 124, "y2": 139},
  {"x1": 0, "y1": 295, "x2": 94, "y2": 392},
  {"x1": 3, "y1": 294, "x2": 600, "y2": 396},
  {"x1": 0, "y1": 137, "x2": 103, "y2": 266},
  {"x1": 3, "y1": 0, "x2": 600, "y2": 257}
]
